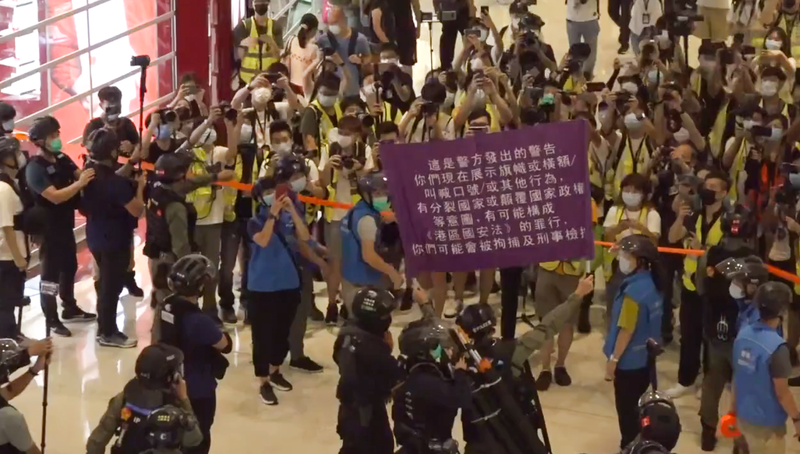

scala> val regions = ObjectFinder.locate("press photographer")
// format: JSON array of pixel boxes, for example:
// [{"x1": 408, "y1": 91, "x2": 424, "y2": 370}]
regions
[
  {"x1": 142, "y1": 109, "x2": 187, "y2": 165},
  {"x1": 399, "y1": 79, "x2": 454, "y2": 143},
  {"x1": 85, "y1": 86, "x2": 140, "y2": 158}
]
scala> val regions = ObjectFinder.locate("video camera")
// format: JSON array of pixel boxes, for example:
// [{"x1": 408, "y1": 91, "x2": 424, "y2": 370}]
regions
[
  {"x1": 156, "y1": 108, "x2": 178, "y2": 125},
  {"x1": 663, "y1": 0, "x2": 703, "y2": 36}
]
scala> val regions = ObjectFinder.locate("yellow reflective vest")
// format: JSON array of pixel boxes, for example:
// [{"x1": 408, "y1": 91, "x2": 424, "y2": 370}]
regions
[
  {"x1": 240, "y1": 17, "x2": 279, "y2": 84},
  {"x1": 682, "y1": 212, "x2": 723, "y2": 291},
  {"x1": 603, "y1": 206, "x2": 650, "y2": 281},
  {"x1": 728, "y1": 138, "x2": 749, "y2": 203},
  {"x1": 186, "y1": 147, "x2": 242, "y2": 222},
  {"x1": 612, "y1": 134, "x2": 651, "y2": 200},
  {"x1": 309, "y1": 100, "x2": 342, "y2": 157}
]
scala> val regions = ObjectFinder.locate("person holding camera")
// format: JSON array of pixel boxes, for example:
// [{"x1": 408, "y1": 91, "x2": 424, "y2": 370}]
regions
[
  {"x1": 723, "y1": 107, "x2": 766, "y2": 203},
  {"x1": 300, "y1": 73, "x2": 344, "y2": 160},
  {"x1": 233, "y1": 0, "x2": 283, "y2": 86},
  {"x1": 82, "y1": 128, "x2": 145, "y2": 348},
  {"x1": 142, "y1": 110, "x2": 186, "y2": 165},
  {"x1": 316, "y1": 5, "x2": 372, "y2": 97},
  {"x1": 87, "y1": 344, "x2": 203, "y2": 454},
  {"x1": 159, "y1": 255, "x2": 232, "y2": 454},
  {"x1": 760, "y1": 0, "x2": 800, "y2": 59},
  {"x1": 566, "y1": 0, "x2": 600, "y2": 80},
  {"x1": 168, "y1": 72, "x2": 209, "y2": 119},
  {"x1": 399, "y1": 80, "x2": 454, "y2": 143},
  {"x1": 0, "y1": 137, "x2": 29, "y2": 340},
  {"x1": 86, "y1": 86, "x2": 140, "y2": 159},
  {"x1": 0, "y1": 337, "x2": 52, "y2": 454},
  {"x1": 24, "y1": 116, "x2": 97, "y2": 337},
  {"x1": 628, "y1": 0, "x2": 663, "y2": 56}
]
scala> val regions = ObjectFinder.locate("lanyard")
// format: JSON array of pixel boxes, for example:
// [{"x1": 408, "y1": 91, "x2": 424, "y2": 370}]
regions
[
  {"x1": 628, "y1": 137, "x2": 646, "y2": 173},
  {"x1": 642, "y1": 0, "x2": 650, "y2": 11},
  {"x1": 700, "y1": 209, "x2": 723, "y2": 246},
  {"x1": 589, "y1": 143, "x2": 605, "y2": 175}
]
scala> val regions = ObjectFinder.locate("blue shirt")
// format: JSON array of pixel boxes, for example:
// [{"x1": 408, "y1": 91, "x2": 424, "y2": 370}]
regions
[
  {"x1": 83, "y1": 170, "x2": 137, "y2": 251},
  {"x1": 246, "y1": 207, "x2": 301, "y2": 292},
  {"x1": 315, "y1": 31, "x2": 372, "y2": 97},
  {"x1": 182, "y1": 312, "x2": 224, "y2": 399}
]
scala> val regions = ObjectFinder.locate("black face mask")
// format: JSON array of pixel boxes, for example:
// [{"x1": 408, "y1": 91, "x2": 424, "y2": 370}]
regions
[
  {"x1": 254, "y1": 4, "x2": 269, "y2": 16},
  {"x1": 699, "y1": 187, "x2": 718, "y2": 206}
]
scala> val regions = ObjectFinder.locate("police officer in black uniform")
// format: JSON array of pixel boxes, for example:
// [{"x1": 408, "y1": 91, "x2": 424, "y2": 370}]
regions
[
  {"x1": 333, "y1": 287, "x2": 404, "y2": 454},
  {"x1": 86, "y1": 344, "x2": 202, "y2": 454},
  {"x1": 159, "y1": 254, "x2": 231, "y2": 454},
  {"x1": 141, "y1": 405, "x2": 199, "y2": 454},
  {"x1": 393, "y1": 319, "x2": 472, "y2": 454},
  {"x1": 23, "y1": 116, "x2": 97, "y2": 337}
]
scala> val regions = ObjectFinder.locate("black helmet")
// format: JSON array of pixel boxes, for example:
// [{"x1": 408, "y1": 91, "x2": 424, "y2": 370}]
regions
[
  {"x1": 168, "y1": 254, "x2": 215, "y2": 297},
  {"x1": 455, "y1": 303, "x2": 496, "y2": 341},
  {"x1": 398, "y1": 319, "x2": 453, "y2": 367},
  {"x1": 715, "y1": 256, "x2": 769, "y2": 285},
  {"x1": 135, "y1": 344, "x2": 184, "y2": 390},
  {"x1": 154, "y1": 153, "x2": 191, "y2": 183},
  {"x1": 252, "y1": 175, "x2": 277, "y2": 204},
  {"x1": 357, "y1": 171, "x2": 388, "y2": 197},
  {"x1": 274, "y1": 155, "x2": 308, "y2": 184},
  {"x1": 616, "y1": 234, "x2": 659, "y2": 263},
  {"x1": 754, "y1": 281, "x2": 793, "y2": 319},
  {"x1": 0, "y1": 339, "x2": 30, "y2": 384},
  {"x1": 637, "y1": 391, "x2": 681, "y2": 451},
  {"x1": 87, "y1": 128, "x2": 121, "y2": 161},
  {"x1": 351, "y1": 287, "x2": 396, "y2": 322},
  {"x1": 721, "y1": 205, "x2": 756, "y2": 239},
  {"x1": 28, "y1": 116, "x2": 60, "y2": 143},
  {"x1": 145, "y1": 405, "x2": 196, "y2": 450},
  {"x1": 0, "y1": 136, "x2": 21, "y2": 161},
  {"x1": 0, "y1": 102, "x2": 16, "y2": 124}
]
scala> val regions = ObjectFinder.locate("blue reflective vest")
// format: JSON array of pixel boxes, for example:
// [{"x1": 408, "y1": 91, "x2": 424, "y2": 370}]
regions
[
  {"x1": 246, "y1": 206, "x2": 301, "y2": 292},
  {"x1": 733, "y1": 322, "x2": 788, "y2": 428},
  {"x1": 341, "y1": 200, "x2": 384, "y2": 286},
  {"x1": 736, "y1": 299, "x2": 784, "y2": 337},
  {"x1": 603, "y1": 270, "x2": 663, "y2": 370}
]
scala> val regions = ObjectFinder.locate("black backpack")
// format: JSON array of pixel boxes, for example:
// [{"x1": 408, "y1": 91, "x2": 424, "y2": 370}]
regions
[{"x1": 0, "y1": 169, "x2": 44, "y2": 237}]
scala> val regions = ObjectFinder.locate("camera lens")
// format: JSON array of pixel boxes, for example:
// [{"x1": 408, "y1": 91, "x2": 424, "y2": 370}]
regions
[
  {"x1": 360, "y1": 114, "x2": 375, "y2": 128},
  {"x1": 163, "y1": 110, "x2": 177, "y2": 122},
  {"x1": 225, "y1": 108, "x2": 238, "y2": 122},
  {"x1": 343, "y1": 156, "x2": 354, "y2": 169}
]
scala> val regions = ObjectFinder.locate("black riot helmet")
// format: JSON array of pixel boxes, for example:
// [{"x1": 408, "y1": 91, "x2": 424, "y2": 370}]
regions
[
  {"x1": 0, "y1": 136, "x2": 21, "y2": 165},
  {"x1": 398, "y1": 319, "x2": 454, "y2": 370},
  {"x1": 27, "y1": 116, "x2": 60, "y2": 144},
  {"x1": 715, "y1": 256, "x2": 769, "y2": 286},
  {"x1": 0, "y1": 339, "x2": 31, "y2": 384},
  {"x1": 754, "y1": 281, "x2": 793, "y2": 320},
  {"x1": 616, "y1": 234, "x2": 659, "y2": 264},
  {"x1": 637, "y1": 391, "x2": 681, "y2": 451},
  {"x1": 144, "y1": 405, "x2": 196, "y2": 450},
  {"x1": 720, "y1": 204, "x2": 756, "y2": 239},
  {"x1": 455, "y1": 303, "x2": 496, "y2": 344},
  {"x1": 356, "y1": 171, "x2": 389, "y2": 207},
  {"x1": 154, "y1": 153, "x2": 191, "y2": 184},
  {"x1": 87, "y1": 127, "x2": 121, "y2": 162},
  {"x1": 168, "y1": 254, "x2": 216, "y2": 298},
  {"x1": 351, "y1": 287, "x2": 396, "y2": 335},
  {"x1": 274, "y1": 154, "x2": 308, "y2": 184},
  {"x1": 135, "y1": 344, "x2": 184, "y2": 390}
]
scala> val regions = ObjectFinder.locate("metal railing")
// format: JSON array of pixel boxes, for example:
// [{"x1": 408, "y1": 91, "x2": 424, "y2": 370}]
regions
[{"x1": 0, "y1": 0, "x2": 116, "y2": 45}]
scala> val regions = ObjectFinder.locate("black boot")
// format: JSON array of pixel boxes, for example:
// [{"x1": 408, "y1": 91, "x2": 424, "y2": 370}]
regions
[
  {"x1": 577, "y1": 292, "x2": 592, "y2": 334},
  {"x1": 701, "y1": 422, "x2": 717, "y2": 452},
  {"x1": 124, "y1": 271, "x2": 144, "y2": 298}
]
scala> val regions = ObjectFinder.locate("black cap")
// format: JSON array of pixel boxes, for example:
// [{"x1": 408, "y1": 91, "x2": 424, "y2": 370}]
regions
[
  {"x1": 352, "y1": 287, "x2": 396, "y2": 322},
  {"x1": 168, "y1": 254, "x2": 215, "y2": 297},
  {"x1": 0, "y1": 136, "x2": 20, "y2": 160},
  {"x1": 0, "y1": 102, "x2": 16, "y2": 123},
  {"x1": 87, "y1": 128, "x2": 121, "y2": 161},
  {"x1": 135, "y1": 344, "x2": 184, "y2": 389},
  {"x1": 274, "y1": 155, "x2": 308, "y2": 184},
  {"x1": 754, "y1": 281, "x2": 793, "y2": 319}
]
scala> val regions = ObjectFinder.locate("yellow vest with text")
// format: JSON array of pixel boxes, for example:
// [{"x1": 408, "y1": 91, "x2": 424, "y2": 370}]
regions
[
  {"x1": 311, "y1": 100, "x2": 343, "y2": 156},
  {"x1": 563, "y1": 76, "x2": 585, "y2": 94},
  {"x1": 692, "y1": 74, "x2": 730, "y2": 159},
  {"x1": 240, "y1": 17, "x2": 278, "y2": 84},
  {"x1": 682, "y1": 213, "x2": 723, "y2": 291},
  {"x1": 603, "y1": 206, "x2": 650, "y2": 281},
  {"x1": 612, "y1": 136, "x2": 650, "y2": 200},
  {"x1": 186, "y1": 147, "x2": 242, "y2": 222},
  {"x1": 588, "y1": 143, "x2": 614, "y2": 202}
]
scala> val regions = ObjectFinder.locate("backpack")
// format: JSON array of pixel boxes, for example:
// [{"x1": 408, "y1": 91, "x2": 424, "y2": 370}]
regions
[{"x1": 0, "y1": 169, "x2": 44, "y2": 237}]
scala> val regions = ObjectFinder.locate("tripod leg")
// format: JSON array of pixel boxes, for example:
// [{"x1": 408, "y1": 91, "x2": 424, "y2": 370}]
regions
[{"x1": 41, "y1": 322, "x2": 49, "y2": 454}]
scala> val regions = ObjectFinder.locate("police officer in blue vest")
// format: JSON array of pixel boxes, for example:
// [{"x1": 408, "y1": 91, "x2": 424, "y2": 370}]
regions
[
  {"x1": 604, "y1": 234, "x2": 664, "y2": 449},
  {"x1": 340, "y1": 172, "x2": 404, "y2": 317},
  {"x1": 731, "y1": 282, "x2": 800, "y2": 450},
  {"x1": 715, "y1": 256, "x2": 770, "y2": 332}
]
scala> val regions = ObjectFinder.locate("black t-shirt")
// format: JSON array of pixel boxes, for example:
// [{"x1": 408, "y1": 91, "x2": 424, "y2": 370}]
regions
[
  {"x1": 703, "y1": 244, "x2": 755, "y2": 343},
  {"x1": 235, "y1": 144, "x2": 259, "y2": 219},
  {"x1": 83, "y1": 165, "x2": 138, "y2": 251},
  {"x1": 366, "y1": 0, "x2": 396, "y2": 43},
  {"x1": 694, "y1": 73, "x2": 726, "y2": 137},
  {"x1": 146, "y1": 138, "x2": 184, "y2": 165},
  {"x1": 85, "y1": 117, "x2": 140, "y2": 145},
  {"x1": 381, "y1": 69, "x2": 415, "y2": 113}
]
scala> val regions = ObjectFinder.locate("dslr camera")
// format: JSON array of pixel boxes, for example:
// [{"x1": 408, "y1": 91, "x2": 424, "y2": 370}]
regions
[{"x1": 218, "y1": 101, "x2": 239, "y2": 122}]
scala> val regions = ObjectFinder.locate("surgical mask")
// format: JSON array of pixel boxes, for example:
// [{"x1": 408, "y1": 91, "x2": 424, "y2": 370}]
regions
[
  {"x1": 622, "y1": 82, "x2": 638, "y2": 94},
  {"x1": 443, "y1": 91, "x2": 456, "y2": 108},
  {"x1": 729, "y1": 282, "x2": 746, "y2": 299},
  {"x1": 765, "y1": 39, "x2": 782, "y2": 50},
  {"x1": 789, "y1": 172, "x2": 800, "y2": 188},
  {"x1": 239, "y1": 123, "x2": 254, "y2": 144},
  {"x1": 622, "y1": 192, "x2": 643, "y2": 207},
  {"x1": 511, "y1": 17, "x2": 521, "y2": 29},
  {"x1": 252, "y1": 87, "x2": 273, "y2": 106},
  {"x1": 470, "y1": 58, "x2": 485, "y2": 72},
  {"x1": 291, "y1": 177, "x2": 307, "y2": 192},
  {"x1": 318, "y1": 94, "x2": 338, "y2": 107},
  {"x1": 48, "y1": 138, "x2": 63, "y2": 154},
  {"x1": 761, "y1": 80, "x2": 779, "y2": 97},
  {"x1": 337, "y1": 134, "x2": 354, "y2": 148},
  {"x1": 261, "y1": 193, "x2": 275, "y2": 206},
  {"x1": 1, "y1": 120, "x2": 13, "y2": 132},
  {"x1": 768, "y1": 127, "x2": 784, "y2": 141},
  {"x1": 362, "y1": 83, "x2": 376, "y2": 99},
  {"x1": 254, "y1": 3, "x2": 269, "y2": 16},
  {"x1": 373, "y1": 196, "x2": 390, "y2": 211},
  {"x1": 202, "y1": 129, "x2": 217, "y2": 146},
  {"x1": 329, "y1": 24, "x2": 342, "y2": 35},
  {"x1": 380, "y1": 57, "x2": 400, "y2": 65},
  {"x1": 624, "y1": 112, "x2": 642, "y2": 130},
  {"x1": 647, "y1": 69, "x2": 662, "y2": 84},
  {"x1": 673, "y1": 127, "x2": 690, "y2": 143},
  {"x1": 618, "y1": 256, "x2": 636, "y2": 275},
  {"x1": 157, "y1": 125, "x2": 172, "y2": 140},
  {"x1": 273, "y1": 141, "x2": 293, "y2": 154}
]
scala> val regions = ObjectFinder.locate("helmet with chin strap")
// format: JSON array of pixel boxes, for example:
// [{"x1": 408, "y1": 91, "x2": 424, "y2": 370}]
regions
[{"x1": 356, "y1": 171, "x2": 389, "y2": 207}]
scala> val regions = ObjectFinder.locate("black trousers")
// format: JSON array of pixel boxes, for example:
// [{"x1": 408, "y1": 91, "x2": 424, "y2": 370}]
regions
[
  {"x1": 92, "y1": 247, "x2": 131, "y2": 337},
  {"x1": 500, "y1": 267, "x2": 524, "y2": 340},
  {"x1": 250, "y1": 288, "x2": 301, "y2": 376},
  {"x1": 678, "y1": 287, "x2": 707, "y2": 387},
  {"x1": 218, "y1": 219, "x2": 252, "y2": 311},
  {"x1": 187, "y1": 395, "x2": 216, "y2": 454},
  {"x1": 660, "y1": 253, "x2": 682, "y2": 340},
  {"x1": 338, "y1": 403, "x2": 393, "y2": 454},
  {"x1": 607, "y1": 0, "x2": 633, "y2": 46},
  {"x1": 0, "y1": 261, "x2": 25, "y2": 338},
  {"x1": 614, "y1": 367, "x2": 650, "y2": 449},
  {"x1": 439, "y1": 9, "x2": 471, "y2": 70},
  {"x1": 39, "y1": 227, "x2": 78, "y2": 325}
]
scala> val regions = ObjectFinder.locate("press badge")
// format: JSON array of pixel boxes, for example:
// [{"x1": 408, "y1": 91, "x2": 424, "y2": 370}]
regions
[{"x1": 642, "y1": 13, "x2": 650, "y2": 25}]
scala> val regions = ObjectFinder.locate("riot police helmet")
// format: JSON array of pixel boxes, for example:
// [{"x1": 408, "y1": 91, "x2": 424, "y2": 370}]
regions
[
  {"x1": 28, "y1": 116, "x2": 60, "y2": 143},
  {"x1": 135, "y1": 344, "x2": 184, "y2": 390},
  {"x1": 455, "y1": 303, "x2": 496, "y2": 342},
  {"x1": 274, "y1": 154, "x2": 308, "y2": 184},
  {"x1": 398, "y1": 319, "x2": 454, "y2": 367},
  {"x1": 144, "y1": 405, "x2": 196, "y2": 450},
  {"x1": 0, "y1": 136, "x2": 21, "y2": 163},
  {"x1": 154, "y1": 152, "x2": 191, "y2": 184},
  {"x1": 86, "y1": 127, "x2": 121, "y2": 162},
  {"x1": 0, "y1": 339, "x2": 31, "y2": 384},
  {"x1": 356, "y1": 171, "x2": 389, "y2": 204},
  {"x1": 720, "y1": 204, "x2": 756, "y2": 239},
  {"x1": 715, "y1": 256, "x2": 768, "y2": 286},
  {"x1": 753, "y1": 281, "x2": 793, "y2": 320},
  {"x1": 352, "y1": 287, "x2": 396, "y2": 322},
  {"x1": 168, "y1": 254, "x2": 216, "y2": 298},
  {"x1": 616, "y1": 234, "x2": 659, "y2": 265},
  {"x1": 637, "y1": 391, "x2": 681, "y2": 451}
]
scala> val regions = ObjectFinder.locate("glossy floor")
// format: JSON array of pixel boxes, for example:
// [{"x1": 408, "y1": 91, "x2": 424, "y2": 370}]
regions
[{"x1": 10, "y1": 3, "x2": 800, "y2": 454}]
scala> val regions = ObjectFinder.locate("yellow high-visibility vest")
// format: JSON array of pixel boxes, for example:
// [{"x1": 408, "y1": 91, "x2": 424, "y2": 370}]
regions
[
  {"x1": 682, "y1": 212, "x2": 723, "y2": 291},
  {"x1": 729, "y1": 138, "x2": 749, "y2": 203},
  {"x1": 186, "y1": 147, "x2": 242, "y2": 222},
  {"x1": 240, "y1": 17, "x2": 278, "y2": 84},
  {"x1": 309, "y1": 100, "x2": 342, "y2": 156},
  {"x1": 612, "y1": 135, "x2": 650, "y2": 200}
]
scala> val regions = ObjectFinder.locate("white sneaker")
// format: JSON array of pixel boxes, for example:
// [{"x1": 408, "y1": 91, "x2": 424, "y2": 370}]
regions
[
  {"x1": 664, "y1": 383, "x2": 694, "y2": 398},
  {"x1": 444, "y1": 300, "x2": 464, "y2": 319}
]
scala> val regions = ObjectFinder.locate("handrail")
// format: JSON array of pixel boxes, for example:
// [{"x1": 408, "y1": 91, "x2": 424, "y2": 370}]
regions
[
  {"x1": 0, "y1": 0, "x2": 115, "y2": 45},
  {"x1": 14, "y1": 52, "x2": 176, "y2": 128},
  {"x1": 0, "y1": 11, "x2": 175, "y2": 91}
]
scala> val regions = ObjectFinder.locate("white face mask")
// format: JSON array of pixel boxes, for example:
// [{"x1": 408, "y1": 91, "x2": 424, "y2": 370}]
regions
[
  {"x1": 624, "y1": 112, "x2": 642, "y2": 130},
  {"x1": 443, "y1": 91, "x2": 456, "y2": 108},
  {"x1": 318, "y1": 94, "x2": 338, "y2": 108},
  {"x1": 1, "y1": 120, "x2": 13, "y2": 132},
  {"x1": 743, "y1": 119, "x2": 758, "y2": 130},
  {"x1": 273, "y1": 141, "x2": 293, "y2": 154},
  {"x1": 618, "y1": 256, "x2": 636, "y2": 275},
  {"x1": 362, "y1": 83, "x2": 376, "y2": 99},
  {"x1": 291, "y1": 177, "x2": 307, "y2": 193},
  {"x1": 729, "y1": 282, "x2": 746, "y2": 299},
  {"x1": 765, "y1": 39, "x2": 783, "y2": 50},
  {"x1": 622, "y1": 192, "x2": 643, "y2": 207},
  {"x1": 252, "y1": 87, "x2": 273, "y2": 106},
  {"x1": 239, "y1": 123, "x2": 254, "y2": 144},
  {"x1": 622, "y1": 82, "x2": 638, "y2": 94},
  {"x1": 329, "y1": 24, "x2": 342, "y2": 35},
  {"x1": 337, "y1": 134, "x2": 354, "y2": 148},
  {"x1": 202, "y1": 129, "x2": 217, "y2": 146},
  {"x1": 673, "y1": 127, "x2": 690, "y2": 143},
  {"x1": 470, "y1": 58, "x2": 485, "y2": 72},
  {"x1": 597, "y1": 109, "x2": 610, "y2": 124},
  {"x1": 761, "y1": 80, "x2": 779, "y2": 97}
]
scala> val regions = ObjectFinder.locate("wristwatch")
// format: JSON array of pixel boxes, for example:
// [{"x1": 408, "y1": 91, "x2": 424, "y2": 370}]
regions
[
  {"x1": 268, "y1": 213, "x2": 280, "y2": 222},
  {"x1": 608, "y1": 355, "x2": 619, "y2": 363}
]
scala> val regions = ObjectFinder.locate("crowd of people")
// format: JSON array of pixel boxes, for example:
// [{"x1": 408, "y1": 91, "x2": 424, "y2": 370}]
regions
[{"x1": 4, "y1": 0, "x2": 800, "y2": 451}]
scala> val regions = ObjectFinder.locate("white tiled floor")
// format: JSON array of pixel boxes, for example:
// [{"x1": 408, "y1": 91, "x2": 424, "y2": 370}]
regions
[{"x1": 9, "y1": 2, "x2": 800, "y2": 453}]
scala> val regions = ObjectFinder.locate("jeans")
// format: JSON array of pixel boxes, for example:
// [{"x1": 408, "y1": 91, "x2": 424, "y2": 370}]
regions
[
  {"x1": 250, "y1": 288, "x2": 301, "y2": 376},
  {"x1": 438, "y1": 8, "x2": 471, "y2": 70},
  {"x1": 289, "y1": 267, "x2": 315, "y2": 360},
  {"x1": 92, "y1": 248, "x2": 131, "y2": 337},
  {"x1": 614, "y1": 367, "x2": 650, "y2": 449},
  {"x1": 0, "y1": 261, "x2": 25, "y2": 338},
  {"x1": 218, "y1": 219, "x2": 251, "y2": 311},
  {"x1": 608, "y1": 0, "x2": 632, "y2": 47},
  {"x1": 195, "y1": 223, "x2": 223, "y2": 312},
  {"x1": 39, "y1": 227, "x2": 78, "y2": 325},
  {"x1": 187, "y1": 395, "x2": 216, "y2": 454},
  {"x1": 566, "y1": 19, "x2": 600, "y2": 77}
]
